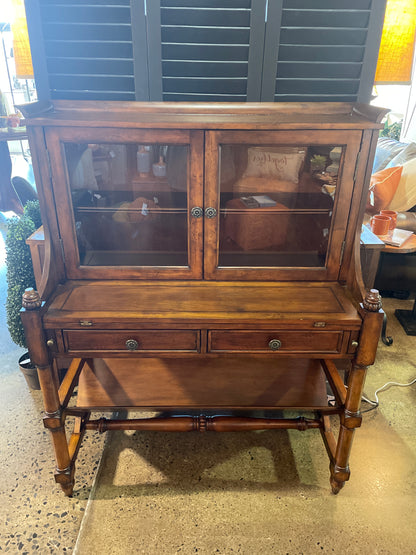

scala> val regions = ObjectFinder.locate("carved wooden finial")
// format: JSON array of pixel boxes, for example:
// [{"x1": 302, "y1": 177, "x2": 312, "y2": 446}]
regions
[
  {"x1": 22, "y1": 288, "x2": 42, "y2": 310},
  {"x1": 363, "y1": 289, "x2": 382, "y2": 312}
]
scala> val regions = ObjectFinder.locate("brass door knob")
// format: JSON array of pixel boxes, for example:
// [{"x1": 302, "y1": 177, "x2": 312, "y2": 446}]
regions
[
  {"x1": 268, "y1": 339, "x2": 282, "y2": 351},
  {"x1": 191, "y1": 206, "x2": 203, "y2": 218},
  {"x1": 205, "y1": 207, "x2": 217, "y2": 219},
  {"x1": 125, "y1": 339, "x2": 139, "y2": 351},
  {"x1": 46, "y1": 339, "x2": 55, "y2": 348}
]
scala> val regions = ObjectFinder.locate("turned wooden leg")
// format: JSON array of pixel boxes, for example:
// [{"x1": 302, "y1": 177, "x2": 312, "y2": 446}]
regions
[
  {"x1": 21, "y1": 289, "x2": 74, "y2": 496},
  {"x1": 330, "y1": 363, "x2": 366, "y2": 493},
  {"x1": 42, "y1": 400, "x2": 74, "y2": 496},
  {"x1": 330, "y1": 289, "x2": 384, "y2": 494}
]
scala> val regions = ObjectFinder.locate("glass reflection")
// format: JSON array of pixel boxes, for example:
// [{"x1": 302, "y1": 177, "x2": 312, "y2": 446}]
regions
[
  {"x1": 64, "y1": 142, "x2": 189, "y2": 267},
  {"x1": 218, "y1": 144, "x2": 340, "y2": 268}
]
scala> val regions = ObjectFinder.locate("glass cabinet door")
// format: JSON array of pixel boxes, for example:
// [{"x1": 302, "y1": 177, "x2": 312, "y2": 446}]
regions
[
  {"x1": 204, "y1": 130, "x2": 362, "y2": 280},
  {"x1": 46, "y1": 128, "x2": 203, "y2": 279}
]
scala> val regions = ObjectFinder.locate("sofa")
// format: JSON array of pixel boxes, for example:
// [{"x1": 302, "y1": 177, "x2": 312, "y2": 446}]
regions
[
  {"x1": 368, "y1": 136, "x2": 416, "y2": 294},
  {"x1": 367, "y1": 136, "x2": 416, "y2": 225}
]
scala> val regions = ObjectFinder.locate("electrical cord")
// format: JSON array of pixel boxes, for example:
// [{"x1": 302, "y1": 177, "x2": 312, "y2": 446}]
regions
[
  {"x1": 327, "y1": 377, "x2": 416, "y2": 412},
  {"x1": 361, "y1": 377, "x2": 416, "y2": 413}
]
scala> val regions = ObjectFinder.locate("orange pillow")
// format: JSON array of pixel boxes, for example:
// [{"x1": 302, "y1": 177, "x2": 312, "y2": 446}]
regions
[{"x1": 366, "y1": 166, "x2": 403, "y2": 214}]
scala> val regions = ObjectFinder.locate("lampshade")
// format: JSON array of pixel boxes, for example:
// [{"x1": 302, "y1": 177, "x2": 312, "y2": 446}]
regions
[
  {"x1": 11, "y1": 0, "x2": 33, "y2": 79},
  {"x1": 374, "y1": 0, "x2": 416, "y2": 84}
]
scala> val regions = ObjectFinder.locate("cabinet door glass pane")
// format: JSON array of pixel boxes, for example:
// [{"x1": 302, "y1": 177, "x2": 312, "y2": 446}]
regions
[
  {"x1": 218, "y1": 144, "x2": 341, "y2": 268},
  {"x1": 64, "y1": 142, "x2": 188, "y2": 267}
]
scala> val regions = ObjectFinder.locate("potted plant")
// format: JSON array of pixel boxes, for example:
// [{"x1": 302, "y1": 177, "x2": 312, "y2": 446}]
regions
[
  {"x1": 5, "y1": 200, "x2": 42, "y2": 389},
  {"x1": 310, "y1": 154, "x2": 327, "y2": 174}
]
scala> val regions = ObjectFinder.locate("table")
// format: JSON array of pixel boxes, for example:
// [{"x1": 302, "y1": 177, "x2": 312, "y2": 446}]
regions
[
  {"x1": 362, "y1": 227, "x2": 416, "y2": 340},
  {"x1": 360, "y1": 225, "x2": 385, "y2": 290},
  {"x1": 383, "y1": 235, "x2": 416, "y2": 335},
  {"x1": 0, "y1": 128, "x2": 28, "y2": 213}
]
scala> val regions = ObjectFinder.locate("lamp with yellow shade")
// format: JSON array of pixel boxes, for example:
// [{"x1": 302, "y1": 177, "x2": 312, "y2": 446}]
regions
[
  {"x1": 375, "y1": 0, "x2": 416, "y2": 84},
  {"x1": 10, "y1": 0, "x2": 33, "y2": 80}
]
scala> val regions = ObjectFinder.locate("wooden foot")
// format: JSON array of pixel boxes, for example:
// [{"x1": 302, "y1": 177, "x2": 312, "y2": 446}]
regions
[
  {"x1": 330, "y1": 476, "x2": 345, "y2": 495},
  {"x1": 329, "y1": 461, "x2": 350, "y2": 494},
  {"x1": 55, "y1": 465, "x2": 75, "y2": 497},
  {"x1": 60, "y1": 484, "x2": 74, "y2": 497}
]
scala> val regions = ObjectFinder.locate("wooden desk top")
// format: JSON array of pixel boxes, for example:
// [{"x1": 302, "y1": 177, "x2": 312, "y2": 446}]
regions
[{"x1": 43, "y1": 280, "x2": 362, "y2": 329}]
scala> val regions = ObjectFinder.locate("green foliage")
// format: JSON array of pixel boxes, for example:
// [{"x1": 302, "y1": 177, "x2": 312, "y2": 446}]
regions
[
  {"x1": 380, "y1": 120, "x2": 403, "y2": 141},
  {"x1": 24, "y1": 200, "x2": 42, "y2": 229},
  {"x1": 5, "y1": 201, "x2": 42, "y2": 348},
  {"x1": 310, "y1": 154, "x2": 327, "y2": 172}
]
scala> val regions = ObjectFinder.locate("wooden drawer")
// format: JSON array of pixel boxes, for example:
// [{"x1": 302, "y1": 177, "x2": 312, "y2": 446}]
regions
[
  {"x1": 208, "y1": 330, "x2": 344, "y2": 354},
  {"x1": 64, "y1": 330, "x2": 200, "y2": 353}
]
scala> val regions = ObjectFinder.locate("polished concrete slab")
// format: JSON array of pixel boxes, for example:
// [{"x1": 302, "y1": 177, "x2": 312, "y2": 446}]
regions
[
  {"x1": 0, "y1": 357, "x2": 107, "y2": 553},
  {"x1": 1, "y1": 208, "x2": 415, "y2": 555},
  {"x1": 0, "y1": 218, "x2": 106, "y2": 553},
  {"x1": 73, "y1": 298, "x2": 416, "y2": 555}
]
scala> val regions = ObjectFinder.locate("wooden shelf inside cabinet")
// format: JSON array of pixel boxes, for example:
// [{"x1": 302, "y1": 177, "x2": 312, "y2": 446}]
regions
[
  {"x1": 75, "y1": 206, "x2": 187, "y2": 214},
  {"x1": 220, "y1": 208, "x2": 331, "y2": 215},
  {"x1": 82, "y1": 250, "x2": 188, "y2": 267},
  {"x1": 130, "y1": 173, "x2": 171, "y2": 192}
]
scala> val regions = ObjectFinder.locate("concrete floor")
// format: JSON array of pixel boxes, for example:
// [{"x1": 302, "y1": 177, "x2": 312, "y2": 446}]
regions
[
  {"x1": 0, "y1": 214, "x2": 415, "y2": 553},
  {"x1": 0, "y1": 215, "x2": 106, "y2": 553},
  {"x1": 0, "y1": 356, "x2": 106, "y2": 553},
  {"x1": 72, "y1": 302, "x2": 416, "y2": 554},
  {"x1": 0, "y1": 304, "x2": 415, "y2": 554}
]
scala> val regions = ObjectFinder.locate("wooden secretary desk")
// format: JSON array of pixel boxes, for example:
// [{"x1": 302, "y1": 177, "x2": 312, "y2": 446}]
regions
[{"x1": 20, "y1": 101, "x2": 386, "y2": 496}]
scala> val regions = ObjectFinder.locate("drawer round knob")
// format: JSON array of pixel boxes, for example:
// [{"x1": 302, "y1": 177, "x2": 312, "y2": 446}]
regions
[
  {"x1": 268, "y1": 339, "x2": 282, "y2": 351},
  {"x1": 191, "y1": 206, "x2": 203, "y2": 218},
  {"x1": 205, "y1": 207, "x2": 217, "y2": 219},
  {"x1": 125, "y1": 339, "x2": 139, "y2": 351}
]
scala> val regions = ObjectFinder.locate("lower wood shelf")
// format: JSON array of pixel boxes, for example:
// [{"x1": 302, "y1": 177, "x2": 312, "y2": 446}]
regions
[
  {"x1": 76, "y1": 356, "x2": 334, "y2": 411},
  {"x1": 47, "y1": 349, "x2": 370, "y2": 495}
]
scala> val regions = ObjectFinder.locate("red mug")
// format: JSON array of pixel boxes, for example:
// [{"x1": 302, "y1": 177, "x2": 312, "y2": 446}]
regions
[
  {"x1": 370, "y1": 214, "x2": 391, "y2": 235},
  {"x1": 380, "y1": 210, "x2": 397, "y2": 230}
]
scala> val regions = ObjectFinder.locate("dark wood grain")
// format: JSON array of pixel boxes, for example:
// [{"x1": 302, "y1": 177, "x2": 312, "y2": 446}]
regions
[
  {"x1": 43, "y1": 281, "x2": 362, "y2": 328},
  {"x1": 64, "y1": 329, "x2": 200, "y2": 353},
  {"x1": 24, "y1": 100, "x2": 388, "y2": 130},
  {"x1": 84, "y1": 415, "x2": 323, "y2": 432},
  {"x1": 208, "y1": 330, "x2": 344, "y2": 354},
  {"x1": 22, "y1": 101, "x2": 384, "y2": 495},
  {"x1": 76, "y1": 357, "x2": 329, "y2": 410},
  {"x1": 26, "y1": 127, "x2": 65, "y2": 300}
]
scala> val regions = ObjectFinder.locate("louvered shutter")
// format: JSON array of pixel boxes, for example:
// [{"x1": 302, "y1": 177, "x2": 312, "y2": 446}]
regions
[
  {"x1": 25, "y1": 0, "x2": 386, "y2": 103},
  {"x1": 261, "y1": 0, "x2": 387, "y2": 102},
  {"x1": 146, "y1": 0, "x2": 267, "y2": 101},
  {"x1": 27, "y1": 0, "x2": 140, "y2": 101}
]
